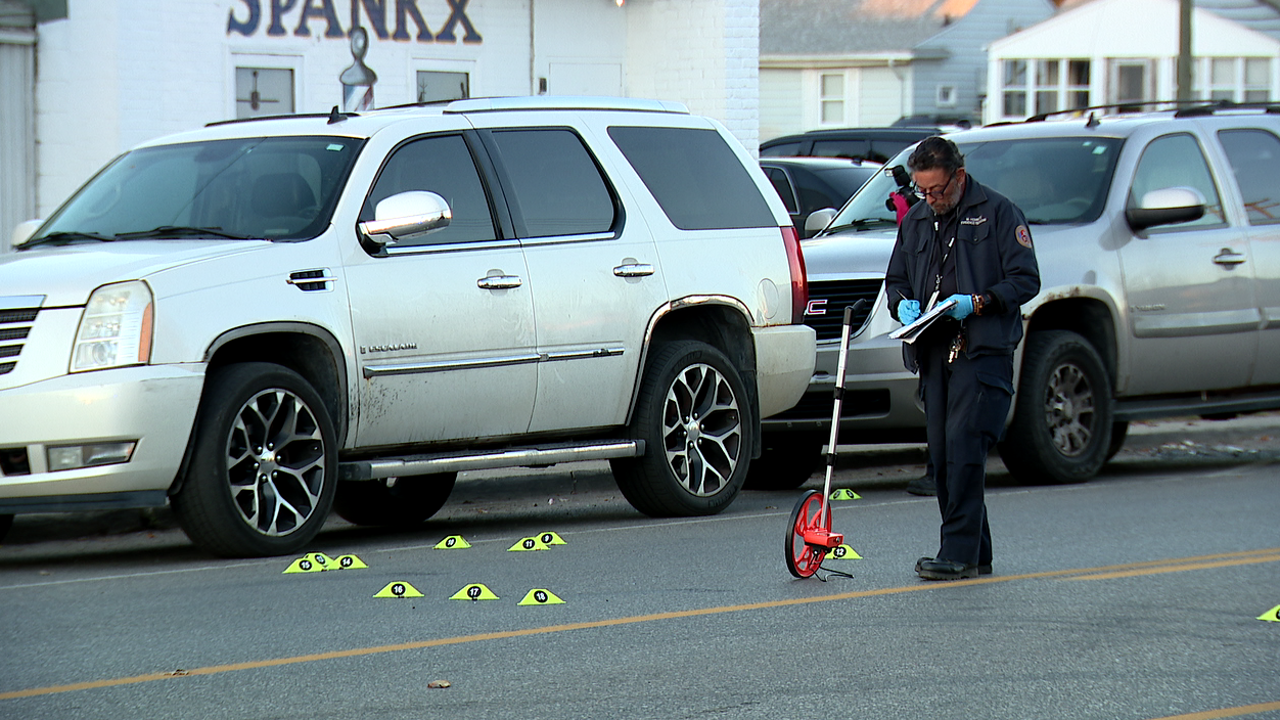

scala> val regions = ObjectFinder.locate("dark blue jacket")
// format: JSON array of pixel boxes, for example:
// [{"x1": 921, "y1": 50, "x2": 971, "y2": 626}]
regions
[{"x1": 884, "y1": 174, "x2": 1040, "y2": 372}]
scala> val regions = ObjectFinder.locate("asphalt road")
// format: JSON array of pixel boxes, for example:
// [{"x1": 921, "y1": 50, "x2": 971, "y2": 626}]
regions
[{"x1": 0, "y1": 415, "x2": 1277, "y2": 720}]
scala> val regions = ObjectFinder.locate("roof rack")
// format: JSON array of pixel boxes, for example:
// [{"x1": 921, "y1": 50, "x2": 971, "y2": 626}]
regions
[
  {"x1": 441, "y1": 96, "x2": 690, "y2": 115},
  {"x1": 1025, "y1": 100, "x2": 1204, "y2": 123},
  {"x1": 206, "y1": 106, "x2": 359, "y2": 128},
  {"x1": 1172, "y1": 99, "x2": 1280, "y2": 117}
]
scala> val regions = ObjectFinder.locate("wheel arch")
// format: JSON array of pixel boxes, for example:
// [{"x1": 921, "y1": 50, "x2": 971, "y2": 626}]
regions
[
  {"x1": 1024, "y1": 296, "x2": 1118, "y2": 392},
  {"x1": 169, "y1": 323, "x2": 349, "y2": 496},
  {"x1": 633, "y1": 297, "x2": 761, "y2": 457}
]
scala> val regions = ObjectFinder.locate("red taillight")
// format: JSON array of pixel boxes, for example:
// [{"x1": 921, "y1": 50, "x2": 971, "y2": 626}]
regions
[{"x1": 781, "y1": 226, "x2": 809, "y2": 324}]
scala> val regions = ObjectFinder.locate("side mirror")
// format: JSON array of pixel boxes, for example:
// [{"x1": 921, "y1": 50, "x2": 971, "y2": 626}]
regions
[
  {"x1": 1126, "y1": 187, "x2": 1205, "y2": 231},
  {"x1": 804, "y1": 208, "x2": 838, "y2": 237},
  {"x1": 357, "y1": 191, "x2": 452, "y2": 246},
  {"x1": 11, "y1": 219, "x2": 43, "y2": 248}
]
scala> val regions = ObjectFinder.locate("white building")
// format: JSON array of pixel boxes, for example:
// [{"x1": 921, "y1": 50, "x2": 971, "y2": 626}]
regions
[
  {"x1": 986, "y1": 0, "x2": 1280, "y2": 124},
  {"x1": 0, "y1": 0, "x2": 762, "y2": 249}
]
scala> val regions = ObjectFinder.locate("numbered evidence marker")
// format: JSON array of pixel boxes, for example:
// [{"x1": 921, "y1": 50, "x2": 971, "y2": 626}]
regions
[
  {"x1": 824, "y1": 544, "x2": 862, "y2": 560},
  {"x1": 508, "y1": 536, "x2": 550, "y2": 552},
  {"x1": 537, "y1": 531, "x2": 567, "y2": 545},
  {"x1": 450, "y1": 583, "x2": 499, "y2": 601},
  {"x1": 374, "y1": 581, "x2": 424, "y2": 598},
  {"x1": 434, "y1": 535, "x2": 472, "y2": 549},
  {"x1": 829, "y1": 489, "x2": 861, "y2": 501},
  {"x1": 1258, "y1": 604, "x2": 1280, "y2": 622},
  {"x1": 518, "y1": 588, "x2": 565, "y2": 606},
  {"x1": 283, "y1": 552, "x2": 335, "y2": 574},
  {"x1": 335, "y1": 554, "x2": 368, "y2": 570}
]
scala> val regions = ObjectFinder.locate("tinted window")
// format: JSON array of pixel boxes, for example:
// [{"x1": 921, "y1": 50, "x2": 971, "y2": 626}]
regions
[
  {"x1": 1218, "y1": 128, "x2": 1280, "y2": 225},
  {"x1": 764, "y1": 167, "x2": 798, "y2": 213},
  {"x1": 609, "y1": 126, "x2": 776, "y2": 230},
  {"x1": 362, "y1": 134, "x2": 496, "y2": 247},
  {"x1": 760, "y1": 141, "x2": 801, "y2": 157},
  {"x1": 868, "y1": 139, "x2": 913, "y2": 163},
  {"x1": 489, "y1": 129, "x2": 615, "y2": 238},
  {"x1": 1130, "y1": 133, "x2": 1225, "y2": 229},
  {"x1": 811, "y1": 138, "x2": 870, "y2": 160}
]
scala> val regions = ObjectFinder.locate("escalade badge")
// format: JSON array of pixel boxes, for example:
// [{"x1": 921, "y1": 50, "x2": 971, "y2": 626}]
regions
[{"x1": 360, "y1": 343, "x2": 418, "y2": 354}]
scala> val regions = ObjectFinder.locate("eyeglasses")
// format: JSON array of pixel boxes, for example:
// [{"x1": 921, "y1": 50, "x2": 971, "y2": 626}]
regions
[{"x1": 913, "y1": 171, "x2": 957, "y2": 200}]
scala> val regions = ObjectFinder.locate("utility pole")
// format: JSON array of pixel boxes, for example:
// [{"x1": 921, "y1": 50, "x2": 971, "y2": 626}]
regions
[{"x1": 1177, "y1": 0, "x2": 1193, "y2": 101}]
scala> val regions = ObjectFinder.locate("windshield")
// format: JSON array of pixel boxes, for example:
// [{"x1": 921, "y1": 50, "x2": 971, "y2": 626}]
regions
[
  {"x1": 828, "y1": 136, "x2": 1123, "y2": 230},
  {"x1": 29, "y1": 136, "x2": 364, "y2": 245}
]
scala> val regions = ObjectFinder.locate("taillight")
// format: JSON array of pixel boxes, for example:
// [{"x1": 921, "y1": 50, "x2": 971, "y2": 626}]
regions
[{"x1": 781, "y1": 226, "x2": 809, "y2": 325}]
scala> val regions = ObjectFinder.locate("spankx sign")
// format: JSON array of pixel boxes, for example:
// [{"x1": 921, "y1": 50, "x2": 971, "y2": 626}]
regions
[{"x1": 227, "y1": 0, "x2": 482, "y2": 43}]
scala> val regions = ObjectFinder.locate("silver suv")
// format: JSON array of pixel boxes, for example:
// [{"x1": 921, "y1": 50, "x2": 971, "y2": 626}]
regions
[
  {"x1": 0, "y1": 97, "x2": 816, "y2": 556},
  {"x1": 759, "y1": 104, "x2": 1280, "y2": 488}
]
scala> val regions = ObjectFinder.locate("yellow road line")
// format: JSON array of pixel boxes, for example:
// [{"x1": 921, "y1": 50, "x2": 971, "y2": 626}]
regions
[
  {"x1": 2, "y1": 547, "x2": 1277, "y2": 701},
  {"x1": 1147, "y1": 700, "x2": 1280, "y2": 720},
  {"x1": 1063, "y1": 554, "x2": 1280, "y2": 581}
]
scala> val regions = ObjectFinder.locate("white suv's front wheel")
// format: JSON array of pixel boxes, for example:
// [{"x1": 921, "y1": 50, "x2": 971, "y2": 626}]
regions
[
  {"x1": 612, "y1": 340, "x2": 750, "y2": 516},
  {"x1": 172, "y1": 363, "x2": 337, "y2": 557}
]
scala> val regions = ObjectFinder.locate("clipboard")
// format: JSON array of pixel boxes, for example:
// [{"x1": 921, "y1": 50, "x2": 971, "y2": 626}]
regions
[{"x1": 888, "y1": 297, "x2": 958, "y2": 344}]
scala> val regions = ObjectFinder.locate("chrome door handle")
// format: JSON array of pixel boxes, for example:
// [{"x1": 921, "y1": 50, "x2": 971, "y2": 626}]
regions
[
  {"x1": 613, "y1": 263, "x2": 655, "y2": 278},
  {"x1": 1213, "y1": 248, "x2": 1247, "y2": 266},
  {"x1": 477, "y1": 275, "x2": 523, "y2": 289}
]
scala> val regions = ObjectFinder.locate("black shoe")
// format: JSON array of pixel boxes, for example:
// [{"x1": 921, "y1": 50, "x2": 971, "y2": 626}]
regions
[
  {"x1": 914, "y1": 557, "x2": 992, "y2": 575},
  {"x1": 905, "y1": 474, "x2": 937, "y2": 496},
  {"x1": 916, "y1": 558, "x2": 989, "y2": 580}
]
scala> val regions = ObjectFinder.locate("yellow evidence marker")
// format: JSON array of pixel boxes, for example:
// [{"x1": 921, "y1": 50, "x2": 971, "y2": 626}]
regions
[
  {"x1": 307, "y1": 552, "x2": 335, "y2": 569},
  {"x1": 537, "y1": 531, "x2": 567, "y2": 545},
  {"x1": 282, "y1": 556, "x2": 323, "y2": 574},
  {"x1": 508, "y1": 536, "x2": 550, "y2": 552},
  {"x1": 518, "y1": 588, "x2": 565, "y2": 606},
  {"x1": 450, "y1": 583, "x2": 500, "y2": 601},
  {"x1": 829, "y1": 489, "x2": 861, "y2": 500},
  {"x1": 1258, "y1": 604, "x2": 1280, "y2": 622},
  {"x1": 824, "y1": 544, "x2": 862, "y2": 560},
  {"x1": 335, "y1": 554, "x2": 368, "y2": 570},
  {"x1": 374, "y1": 581, "x2": 424, "y2": 598},
  {"x1": 435, "y1": 535, "x2": 472, "y2": 549}
]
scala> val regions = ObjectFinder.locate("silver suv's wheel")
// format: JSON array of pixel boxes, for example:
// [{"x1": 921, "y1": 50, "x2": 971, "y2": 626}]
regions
[
  {"x1": 1000, "y1": 331, "x2": 1113, "y2": 484},
  {"x1": 172, "y1": 363, "x2": 337, "y2": 557},
  {"x1": 612, "y1": 340, "x2": 750, "y2": 516}
]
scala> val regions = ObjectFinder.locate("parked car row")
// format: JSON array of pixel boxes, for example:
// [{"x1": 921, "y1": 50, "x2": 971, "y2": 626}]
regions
[{"x1": 760, "y1": 102, "x2": 1280, "y2": 489}]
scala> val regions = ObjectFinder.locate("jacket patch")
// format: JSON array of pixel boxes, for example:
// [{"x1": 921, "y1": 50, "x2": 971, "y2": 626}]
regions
[
  {"x1": 1015, "y1": 224, "x2": 1033, "y2": 248},
  {"x1": 961, "y1": 216, "x2": 987, "y2": 226}
]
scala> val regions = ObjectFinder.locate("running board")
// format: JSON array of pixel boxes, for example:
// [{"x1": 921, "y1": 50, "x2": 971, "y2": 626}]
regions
[
  {"x1": 339, "y1": 439, "x2": 645, "y2": 481},
  {"x1": 1113, "y1": 392, "x2": 1280, "y2": 422}
]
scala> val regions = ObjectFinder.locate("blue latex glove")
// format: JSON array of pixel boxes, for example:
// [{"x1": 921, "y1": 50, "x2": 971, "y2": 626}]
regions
[
  {"x1": 944, "y1": 293, "x2": 975, "y2": 320},
  {"x1": 897, "y1": 299, "x2": 921, "y2": 325}
]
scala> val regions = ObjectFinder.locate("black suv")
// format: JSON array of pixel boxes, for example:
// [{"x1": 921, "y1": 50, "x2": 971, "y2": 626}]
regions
[{"x1": 760, "y1": 127, "x2": 941, "y2": 163}]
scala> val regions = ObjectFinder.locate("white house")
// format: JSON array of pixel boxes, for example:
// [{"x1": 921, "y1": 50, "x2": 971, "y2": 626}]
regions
[
  {"x1": 0, "y1": 0, "x2": 762, "y2": 250},
  {"x1": 986, "y1": 0, "x2": 1280, "y2": 123}
]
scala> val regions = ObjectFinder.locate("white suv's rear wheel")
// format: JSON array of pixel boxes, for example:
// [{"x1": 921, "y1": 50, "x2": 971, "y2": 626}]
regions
[
  {"x1": 172, "y1": 363, "x2": 337, "y2": 557},
  {"x1": 612, "y1": 340, "x2": 750, "y2": 516}
]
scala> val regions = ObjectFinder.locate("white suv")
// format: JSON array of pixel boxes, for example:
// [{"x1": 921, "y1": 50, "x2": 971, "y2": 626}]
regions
[{"x1": 0, "y1": 97, "x2": 815, "y2": 556}]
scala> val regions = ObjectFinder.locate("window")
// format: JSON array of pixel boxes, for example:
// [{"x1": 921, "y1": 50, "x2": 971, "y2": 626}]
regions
[
  {"x1": 1067, "y1": 60, "x2": 1091, "y2": 110},
  {"x1": 608, "y1": 126, "x2": 776, "y2": 230},
  {"x1": 362, "y1": 134, "x2": 496, "y2": 247},
  {"x1": 1129, "y1": 133, "x2": 1225, "y2": 229},
  {"x1": 760, "y1": 141, "x2": 801, "y2": 157},
  {"x1": 488, "y1": 129, "x2": 615, "y2": 238},
  {"x1": 1110, "y1": 60, "x2": 1153, "y2": 110},
  {"x1": 235, "y1": 67, "x2": 294, "y2": 118},
  {"x1": 820, "y1": 73, "x2": 845, "y2": 124},
  {"x1": 417, "y1": 71, "x2": 469, "y2": 103},
  {"x1": 811, "y1": 138, "x2": 870, "y2": 160},
  {"x1": 1002, "y1": 60, "x2": 1027, "y2": 117},
  {"x1": 1218, "y1": 128, "x2": 1280, "y2": 225},
  {"x1": 1035, "y1": 60, "x2": 1059, "y2": 115},
  {"x1": 1203, "y1": 58, "x2": 1270, "y2": 103},
  {"x1": 764, "y1": 167, "x2": 798, "y2": 214},
  {"x1": 937, "y1": 85, "x2": 956, "y2": 108}
]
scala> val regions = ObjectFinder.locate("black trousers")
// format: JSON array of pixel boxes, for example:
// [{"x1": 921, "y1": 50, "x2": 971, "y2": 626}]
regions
[{"x1": 918, "y1": 342, "x2": 1014, "y2": 566}]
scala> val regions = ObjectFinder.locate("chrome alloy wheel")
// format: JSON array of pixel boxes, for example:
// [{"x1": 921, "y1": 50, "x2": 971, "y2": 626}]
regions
[
  {"x1": 226, "y1": 388, "x2": 327, "y2": 537},
  {"x1": 1045, "y1": 361, "x2": 1095, "y2": 458},
  {"x1": 661, "y1": 363, "x2": 743, "y2": 497}
]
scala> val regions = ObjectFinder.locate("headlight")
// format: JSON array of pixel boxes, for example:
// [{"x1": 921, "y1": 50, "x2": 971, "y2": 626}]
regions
[{"x1": 70, "y1": 280, "x2": 154, "y2": 373}]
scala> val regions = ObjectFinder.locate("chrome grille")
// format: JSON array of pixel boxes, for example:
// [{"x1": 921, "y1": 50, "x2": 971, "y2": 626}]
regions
[
  {"x1": 803, "y1": 279, "x2": 883, "y2": 341},
  {"x1": 0, "y1": 307, "x2": 38, "y2": 376}
]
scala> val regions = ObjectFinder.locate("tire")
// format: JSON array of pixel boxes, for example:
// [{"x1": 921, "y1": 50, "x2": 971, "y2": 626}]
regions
[
  {"x1": 611, "y1": 340, "x2": 751, "y2": 517},
  {"x1": 745, "y1": 432, "x2": 823, "y2": 490},
  {"x1": 999, "y1": 330, "x2": 1113, "y2": 484},
  {"x1": 172, "y1": 363, "x2": 338, "y2": 557},
  {"x1": 0, "y1": 514, "x2": 12, "y2": 543},
  {"x1": 334, "y1": 473, "x2": 457, "y2": 527},
  {"x1": 1105, "y1": 421, "x2": 1129, "y2": 463}
]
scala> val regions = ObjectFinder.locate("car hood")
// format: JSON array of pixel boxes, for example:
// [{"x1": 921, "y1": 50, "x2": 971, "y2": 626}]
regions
[{"x1": 0, "y1": 240, "x2": 274, "y2": 308}]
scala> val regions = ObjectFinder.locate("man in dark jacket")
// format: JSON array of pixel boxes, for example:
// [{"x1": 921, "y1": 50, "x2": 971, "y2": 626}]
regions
[{"x1": 884, "y1": 137, "x2": 1040, "y2": 580}]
